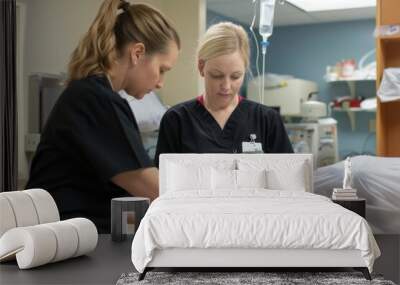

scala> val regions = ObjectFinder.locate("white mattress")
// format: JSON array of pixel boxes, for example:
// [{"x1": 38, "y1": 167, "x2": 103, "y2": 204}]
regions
[
  {"x1": 314, "y1": 155, "x2": 400, "y2": 234},
  {"x1": 131, "y1": 190, "x2": 380, "y2": 273}
]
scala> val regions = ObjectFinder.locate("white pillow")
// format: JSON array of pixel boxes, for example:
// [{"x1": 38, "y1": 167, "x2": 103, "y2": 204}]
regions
[
  {"x1": 211, "y1": 169, "x2": 268, "y2": 190},
  {"x1": 167, "y1": 162, "x2": 212, "y2": 191},
  {"x1": 266, "y1": 162, "x2": 306, "y2": 191},
  {"x1": 237, "y1": 169, "x2": 268, "y2": 189},
  {"x1": 237, "y1": 159, "x2": 308, "y2": 191},
  {"x1": 211, "y1": 168, "x2": 237, "y2": 190}
]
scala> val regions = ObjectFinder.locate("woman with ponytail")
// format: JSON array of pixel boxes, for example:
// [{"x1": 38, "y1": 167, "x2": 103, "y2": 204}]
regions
[{"x1": 26, "y1": 0, "x2": 180, "y2": 233}]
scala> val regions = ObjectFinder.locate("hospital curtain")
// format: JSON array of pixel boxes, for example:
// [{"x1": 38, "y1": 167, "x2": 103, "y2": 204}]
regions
[{"x1": 0, "y1": 0, "x2": 17, "y2": 192}]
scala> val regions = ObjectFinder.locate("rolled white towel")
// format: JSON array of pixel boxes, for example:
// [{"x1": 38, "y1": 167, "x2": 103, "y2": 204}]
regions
[
  {"x1": 0, "y1": 225, "x2": 57, "y2": 268},
  {"x1": 24, "y1": 189, "x2": 60, "y2": 224},
  {"x1": 0, "y1": 195, "x2": 17, "y2": 237},
  {"x1": 42, "y1": 221, "x2": 79, "y2": 262},
  {"x1": 0, "y1": 218, "x2": 98, "y2": 269},
  {"x1": 65, "y1": 218, "x2": 98, "y2": 257},
  {"x1": 0, "y1": 191, "x2": 39, "y2": 227}
]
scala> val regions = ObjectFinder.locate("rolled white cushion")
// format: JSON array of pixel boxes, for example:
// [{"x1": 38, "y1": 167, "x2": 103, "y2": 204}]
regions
[
  {"x1": 1, "y1": 191, "x2": 39, "y2": 227},
  {"x1": 42, "y1": 221, "x2": 79, "y2": 262},
  {"x1": 65, "y1": 218, "x2": 98, "y2": 257},
  {"x1": 0, "y1": 196, "x2": 17, "y2": 237},
  {"x1": 0, "y1": 226, "x2": 57, "y2": 269},
  {"x1": 0, "y1": 218, "x2": 98, "y2": 269},
  {"x1": 24, "y1": 189, "x2": 60, "y2": 223}
]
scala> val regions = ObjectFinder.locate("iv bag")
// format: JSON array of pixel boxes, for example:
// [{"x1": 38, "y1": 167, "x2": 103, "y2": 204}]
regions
[{"x1": 259, "y1": 0, "x2": 276, "y2": 39}]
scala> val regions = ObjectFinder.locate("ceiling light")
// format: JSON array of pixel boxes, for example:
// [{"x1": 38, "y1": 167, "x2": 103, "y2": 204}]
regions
[{"x1": 286, "y1": 0, "x2": 376, "y2": 12}]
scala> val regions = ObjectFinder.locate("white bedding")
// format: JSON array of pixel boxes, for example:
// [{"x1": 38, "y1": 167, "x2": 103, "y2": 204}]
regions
[{"x1": 131, "y1": 190, "x2": 380, "y2": 273}]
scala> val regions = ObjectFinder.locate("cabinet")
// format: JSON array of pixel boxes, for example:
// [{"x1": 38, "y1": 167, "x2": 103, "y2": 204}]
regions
[
  {"x1": 376, "y1": 0, "x2": 400, "y2": 156},
  {"x1": 332, "y1": 198, "x2": 366, "y2": 218}
]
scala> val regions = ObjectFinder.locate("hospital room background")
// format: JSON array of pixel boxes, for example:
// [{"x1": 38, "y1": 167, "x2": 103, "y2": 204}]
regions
[
  {"x1": 6, "y1": 0, "x2": 400, "y2": 283},
  {"x1": 16, "y1": 0, "x2": 381, "y2": 173}
]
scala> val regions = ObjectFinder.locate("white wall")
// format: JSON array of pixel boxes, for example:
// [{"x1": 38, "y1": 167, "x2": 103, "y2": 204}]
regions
[
  {"x1": 141, "y1": 0, "x2": 206, "y2": 106},
  {"x1": 16, "y1": 0, "x2": 104, "y2": 186},
  {"x1": 17, "y1": 0, "x2": 206, "y2": 183}
]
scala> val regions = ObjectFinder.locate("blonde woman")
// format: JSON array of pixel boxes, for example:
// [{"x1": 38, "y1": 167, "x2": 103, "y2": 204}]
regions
[
  {"x1": 155, "y1": 22, "x2": 292, "y2": 166},
  {"x1": 27, "y1": 0, "x2": 180, "y2": 233}
]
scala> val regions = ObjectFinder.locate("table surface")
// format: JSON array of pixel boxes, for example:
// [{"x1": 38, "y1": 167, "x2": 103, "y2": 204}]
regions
[{"x1": 0, "y1": 234, "x2": 133, "y2": 285}]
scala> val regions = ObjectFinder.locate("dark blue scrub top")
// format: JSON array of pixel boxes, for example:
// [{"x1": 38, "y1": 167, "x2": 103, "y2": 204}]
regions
[
  {"x1": 155, "y1": 96, "x2": 293, "y2": 166},
  {"x1": 26, "y1": 75, "x2": 152, "y2": 233}
]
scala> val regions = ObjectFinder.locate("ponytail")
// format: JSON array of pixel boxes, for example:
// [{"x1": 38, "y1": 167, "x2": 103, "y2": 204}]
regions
[{"x1": 68, "y1": 0, "x2": 180, "y2": 82}]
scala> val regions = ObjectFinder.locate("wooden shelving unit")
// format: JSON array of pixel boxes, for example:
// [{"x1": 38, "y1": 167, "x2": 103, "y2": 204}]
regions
[{"x1": 376, "y1": 0, "x2": 400, "y2": 156}]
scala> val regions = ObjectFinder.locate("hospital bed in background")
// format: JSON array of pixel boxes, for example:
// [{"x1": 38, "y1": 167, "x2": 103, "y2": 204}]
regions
[
  {"x1": 131, "y1": 154, "x2": 380, "y2": 281},
  {"x1": 314, "y1": 155, "x2": 400, "y2": 234},
  {"x1": 119, "y1": 91, "x2": 167, "y2": 160}
]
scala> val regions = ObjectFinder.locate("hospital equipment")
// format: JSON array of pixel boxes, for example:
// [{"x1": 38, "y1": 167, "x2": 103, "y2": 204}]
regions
[
  {"x1": 250, "y1": 0, "x2": 281, "y2": 104},
  {"x1": 247, "y1": 74, "x2": 337, "y2": 167},
  {"x1": 259, "y1": 0, "x2": 275, "y2": 43},
  {"x1": 258, "y1": 0, "x2": 276, "y2": 105},
  {"x1": 301, "y1": 100, "x2": 327, "y2": 121},
  {"x1": 285, "y1": 118, "x2": 339, "y2": 168},
  {"x1": 247, "y1": 76, "x2": 319, "y2": 117}
]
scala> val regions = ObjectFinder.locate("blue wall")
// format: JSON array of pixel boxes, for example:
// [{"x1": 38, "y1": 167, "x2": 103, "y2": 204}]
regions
[
  {"x1": 264, "y1": 19, "x2": 377, "y2": 159},
  {"x1": 207, "y1": 10, "x2": 376, "y2": 159}
]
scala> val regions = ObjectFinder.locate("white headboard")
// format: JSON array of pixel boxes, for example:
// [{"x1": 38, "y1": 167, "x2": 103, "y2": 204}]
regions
[{"x1": 159, "y1": 153, "x2": 313, "y2": 195}]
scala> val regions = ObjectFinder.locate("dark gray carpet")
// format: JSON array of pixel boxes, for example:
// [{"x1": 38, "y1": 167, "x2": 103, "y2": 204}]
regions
[{"x1": 116, "y1": 272, "x2": 396, "y2": 285}]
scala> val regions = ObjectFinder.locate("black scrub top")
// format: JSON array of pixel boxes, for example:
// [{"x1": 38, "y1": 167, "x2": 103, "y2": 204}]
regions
[
  {"x1": 26, "y1": 75, "x2": 152, "y2": 233},
  {"x1": 155, "y1": 96, "x2": 293, "y2": 166}
]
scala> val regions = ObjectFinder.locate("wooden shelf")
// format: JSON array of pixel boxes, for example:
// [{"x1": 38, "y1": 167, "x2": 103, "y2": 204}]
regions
[
  {"x1": 326, "y1": 78, "x2": 375, "y2": 83},
  {"x1": 331, "y1": 107, "x2": 375, "y2": 131},
  {"x1": 376, "y1": 0, "x2": 400, "y2": 156},
  {"x1": 332, "y1": 107, "x2": 376, "y2": 113},
  {"x1": 380, "y1": 0, "x2": 400, "y2": 25},
  {"x1": 379, "y1": 34, "x2": 400, "y2": 43},
  {"x1": 326, "y1": 78, "x2": 375, "y2": 99}
]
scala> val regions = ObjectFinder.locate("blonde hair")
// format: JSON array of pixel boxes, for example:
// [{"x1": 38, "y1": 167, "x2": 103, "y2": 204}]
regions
[
  {"x1": 68, "y1": 0, "x2": 180, "y2": 81},
  {"x1": 197, "y1": 22, "x2": 250, "y2": 68}
]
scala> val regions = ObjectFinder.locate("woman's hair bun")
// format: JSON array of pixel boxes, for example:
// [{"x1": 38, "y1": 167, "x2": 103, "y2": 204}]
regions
[{"x1": 119, "y1": 0, "x2": 130, "y2": 12}]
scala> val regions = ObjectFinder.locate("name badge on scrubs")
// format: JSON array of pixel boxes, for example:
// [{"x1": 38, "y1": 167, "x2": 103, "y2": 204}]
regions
[{"x1": 242, "y1": 134, "x2": 263, "y2": 153}]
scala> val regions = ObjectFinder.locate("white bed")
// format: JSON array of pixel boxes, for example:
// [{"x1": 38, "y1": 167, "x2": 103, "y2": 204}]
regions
[{"x1": 131, "y1": 154, "x2": 380, "y2": 280}]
